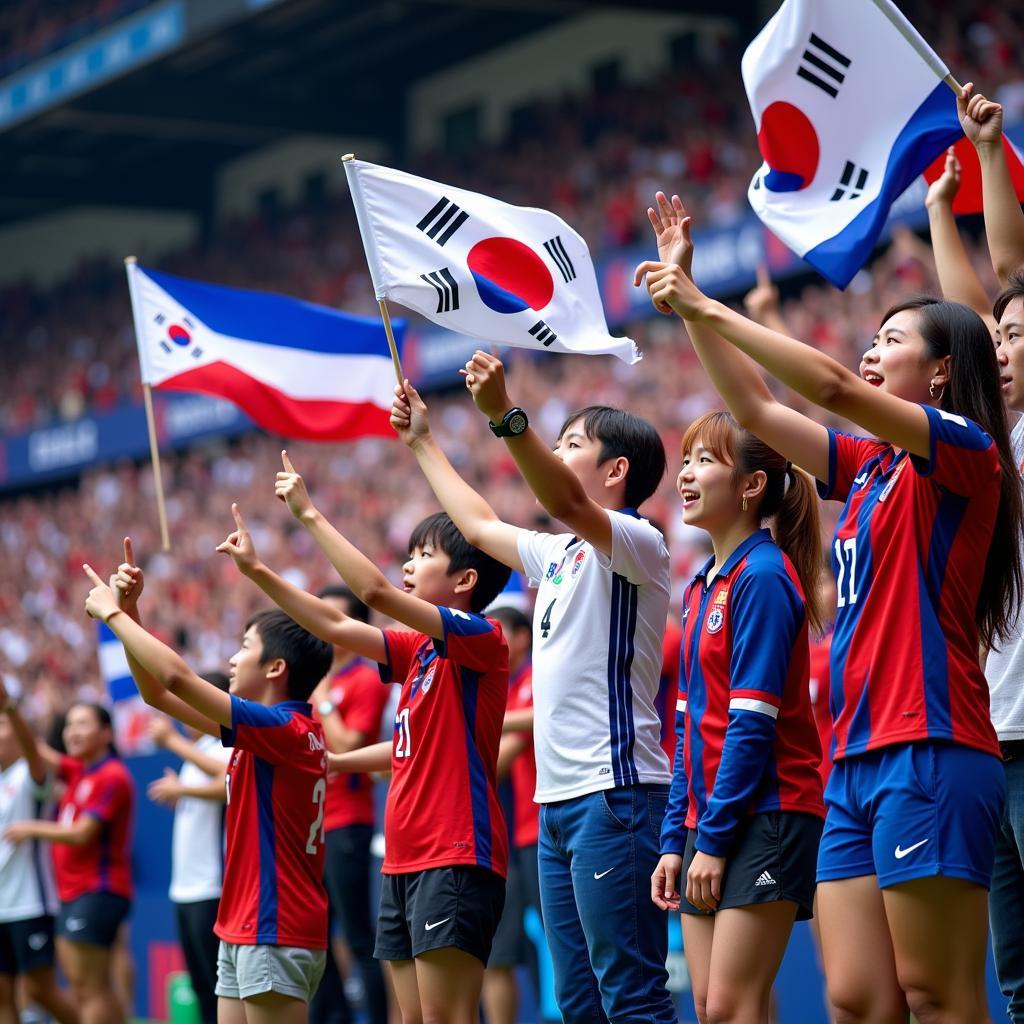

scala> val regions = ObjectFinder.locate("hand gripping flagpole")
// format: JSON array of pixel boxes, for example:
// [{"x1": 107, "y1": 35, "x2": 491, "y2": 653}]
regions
[
  {"x1": 124, "y1": 256, "x2": 171, "y2": 552},
  {"x1": 342, "y1": 154, "x2": 405, "y2": 386}
]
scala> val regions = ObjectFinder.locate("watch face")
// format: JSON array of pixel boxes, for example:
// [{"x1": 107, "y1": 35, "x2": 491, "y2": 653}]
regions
[{"x1": 508, "y1": 412, "x2": 528, "y2": 435}]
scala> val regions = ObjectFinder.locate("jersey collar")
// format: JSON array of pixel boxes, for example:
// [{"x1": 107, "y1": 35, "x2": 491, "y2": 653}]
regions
[
  {"x1": 566, "y1": 506, "x2": 642, "y2": 549},
  {"x1": 275, "y1": 700, "x2": 314, "y2": 716},
  {"x1": 694, "y1": 528, "x2": 774, "y2": 583}
]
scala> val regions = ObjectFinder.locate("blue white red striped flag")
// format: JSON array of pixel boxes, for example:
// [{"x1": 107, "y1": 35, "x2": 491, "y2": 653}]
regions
[
  {"x1": 127, "y1": 263, "x2": 404, "y2": 441},
  {"x1": 97, "y1": 621, "x2": 154, "y2": 756},
  {"x1": 743, "y1": 0, "x2": 962, "y2": 287}
]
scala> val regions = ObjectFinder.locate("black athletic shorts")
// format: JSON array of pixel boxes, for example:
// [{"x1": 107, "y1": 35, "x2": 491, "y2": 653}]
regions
[
  {"x1": 680, "y1": 811, "x2": 822, "y2": 921},
  {"x1": 57, "y1": 893, "x2": 131, "y2": 946},
  {"x1": 0, "y1": 915, "x2": 56, "y2": 975},
  {"x1": 374, "y1": 866, "x2": 505, "y2": 966}
]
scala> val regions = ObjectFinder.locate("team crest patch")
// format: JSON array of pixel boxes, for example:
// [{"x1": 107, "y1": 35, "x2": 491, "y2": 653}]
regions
[
  {"x1": 706, "y1": 607, "x2": 725, "y2": 634},
  {"x1": 421, "y1": 665, "x2": 437, "y2": 694},
  {"x1": 571, "y1": 550, "x2": 586, "y2": 577}
]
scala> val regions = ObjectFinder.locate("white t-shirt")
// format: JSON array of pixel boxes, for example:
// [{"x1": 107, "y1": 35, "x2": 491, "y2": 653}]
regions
[
  {"x1": 0, "y1": 760, "x2": 58, "y2": 922},
  {"x1": 985, "y1": 416, "x2": 1024, "y2": 740},
  {"x1": 518, "y1": 509, "x2": 673, "y2": 802},
  {"x1": 169, "y1": 734, "x2": 232, "y2": 904}
]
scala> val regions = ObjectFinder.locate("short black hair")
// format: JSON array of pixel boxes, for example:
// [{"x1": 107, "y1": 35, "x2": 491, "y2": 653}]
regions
[
  {"x1": 244, "y1": 609, "x2": 333, "y2": 702},
  {"x1": 994, "y1": 269, "x2": 1024, "y2": 324},
  {"x1": 488, "y1": 605, "x2": 531, "y2": 636},
  {"x1": 200, "y1": 671, "x2": 231, "y2": 693},
  {"x1": 558, "y1": 405, "x2": 666, "y2": 508},
  {"x1": 316, "y1": 584, "x2": 370, "y2": 624},
  {"x1": 408, "y1": 512, "x2": 511, "y2": 613}
]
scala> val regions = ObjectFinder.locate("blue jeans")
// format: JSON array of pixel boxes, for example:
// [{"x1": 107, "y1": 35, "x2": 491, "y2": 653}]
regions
[
  {"x1": 538, "y1": 785, "x2": 676, "y2": 1024},
  {"x1": 991, "y1": 755, "x2": 1024, "y2": 1023}
]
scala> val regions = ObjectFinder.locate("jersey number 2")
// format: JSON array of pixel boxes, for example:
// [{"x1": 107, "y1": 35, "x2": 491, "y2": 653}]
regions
[
  {"x1": 394, "y1": 707, "x2": 412, "y2": 759},
  {"x1": 305, "y1": 778, "x2": 326, "y2": 855},
  {"x1": 834, "y1": 537, "x2": 859, "y2": 608}
]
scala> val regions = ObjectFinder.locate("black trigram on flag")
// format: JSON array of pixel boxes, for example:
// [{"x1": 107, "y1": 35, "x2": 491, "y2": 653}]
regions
[
  {"x1": 797, "y1": 33, "x2": 851, "y2": 98},
  {"x1": 420, "y1": 268, "x2": 460, "y2": 313},
  {"x1": 830, "y1": 161, "x2": 869, "y2": 201},
  {"x1": 544, "y1": 236, "x2": 576, "y2": 283},
  {"x1": 529, "y1": 320, "x2": 558, "y2": 347},
  {"x1": 416, "y1": 197, "x2": 469, "y2": 247}
]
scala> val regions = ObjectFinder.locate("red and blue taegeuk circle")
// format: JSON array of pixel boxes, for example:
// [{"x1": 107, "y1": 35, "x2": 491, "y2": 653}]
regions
[
  {"x1": 167, "y1": 323, "x2": 192, "y2": 346},
  {"x1": 757, "y1": 101, "x2": 820, "y2": 193},
  {"x1": 467, "y1": 236, "x2": 554, "y2": 313}
]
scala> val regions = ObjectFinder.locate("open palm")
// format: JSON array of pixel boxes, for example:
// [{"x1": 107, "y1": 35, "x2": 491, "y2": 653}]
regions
[{"x1": 648, "y1": 191, "x2": 694, "y2": 275}]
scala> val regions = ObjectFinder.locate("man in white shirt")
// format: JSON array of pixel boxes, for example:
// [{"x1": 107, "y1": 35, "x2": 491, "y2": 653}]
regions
[
  {"x1": 392, "y1": 355, "x2": 677, "y2": 1024},
  {"x1": 0, "y1": 682, "x2": 77, "y2": 1024},
  {"x1": 147, "y1": 671, "x2": 232, "y2": 1024}
]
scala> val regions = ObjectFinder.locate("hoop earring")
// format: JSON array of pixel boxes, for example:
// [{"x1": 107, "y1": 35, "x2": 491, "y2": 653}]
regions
[
  {"x1": 929, "y1": 380, "x2": 943, "y2": 401},
  {"x1": 742, "y1": 496, "x2": 748, "y2": 513}
]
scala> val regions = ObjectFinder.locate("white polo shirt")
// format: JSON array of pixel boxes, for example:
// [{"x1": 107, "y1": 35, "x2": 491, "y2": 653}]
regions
[
  {"x1": 169, "y1": 735, "x2": 232, "y2": 904},
  {"x1": 985, "y1": 416, "x2": 1024, "y2": 741},
  {"x1": 518, "y1": 509, "x2": 672, "y2": 802},
  {"x1": 0, "y1": 760, "x2": 58, "y2": 922}
]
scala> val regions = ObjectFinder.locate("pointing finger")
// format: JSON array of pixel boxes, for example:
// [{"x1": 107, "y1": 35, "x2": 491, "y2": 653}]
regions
[
  {"x1": 281, "y1": 450, "x2": 296, "y2": 474},
  {"x1": 756, "y1": 263, "x2": 771, "y2": 288},
  {"x1": 123, "y1": 537, "x2": 135, "y2": 567},
  {"x1": 83, "y1": 564, "x2": 104, "y2": 587},
  {"x1": 231, "y1": 502, "x2": 247, "y2": 532}
]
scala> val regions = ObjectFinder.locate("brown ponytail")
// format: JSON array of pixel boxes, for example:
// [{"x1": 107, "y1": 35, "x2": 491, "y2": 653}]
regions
[{"x1": 681, "y1": 411, "x2": 826, "y2": 633}]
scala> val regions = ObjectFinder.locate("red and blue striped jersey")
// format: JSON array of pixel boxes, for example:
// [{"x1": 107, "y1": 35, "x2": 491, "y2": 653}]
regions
[
  {"x1": 216, "y1": 697, "x2": 328, "y2": 950},
  {"x1": 661, "y1": 531, "x2": 824, "y2": 857},
  {"x1": 379, "y1": 608, "x2": 509, "y2": 878},
  {"x1": 818, "y1": 405, "x2": 1001, "y2": 760}
]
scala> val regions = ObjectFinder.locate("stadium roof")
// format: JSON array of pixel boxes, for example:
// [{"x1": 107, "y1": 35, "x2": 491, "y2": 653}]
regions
[{"x1": 0, "y1": 0, "x2": 758, "y2": 227}]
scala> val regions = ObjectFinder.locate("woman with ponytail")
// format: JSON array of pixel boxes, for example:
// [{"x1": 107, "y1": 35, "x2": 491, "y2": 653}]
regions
[
  {"x1": 652, "y1": 410, "x2": 826, "y2": 1024},
  {"x1": 639, "y1": 192, "x2": 1020, "y2": 1024}
]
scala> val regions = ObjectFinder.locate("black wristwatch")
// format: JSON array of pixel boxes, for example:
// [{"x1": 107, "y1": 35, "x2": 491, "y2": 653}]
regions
[{"x1": 489, "y1": 407, "x2": 529, "y2": 438}]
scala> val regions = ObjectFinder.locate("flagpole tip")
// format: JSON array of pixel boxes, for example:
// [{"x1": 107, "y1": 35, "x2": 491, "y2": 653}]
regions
[
  {"x1": 124, "y1": 255, "x2": 137, "y2": 265},
  {"x1": 341, "y1": 153, "x2": 355, "y2": 162}
]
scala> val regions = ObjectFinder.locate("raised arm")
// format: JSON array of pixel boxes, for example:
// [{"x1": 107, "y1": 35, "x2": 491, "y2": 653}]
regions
[
  {"x1": 960, "y1": 84, "x2": 1024, "y2": 285},
  {"x1": 149, "y1": 716, "x2": 229, "y2": 777},
  {"x1": 637, "y1": 194, "x2": 830, "y2": 480},
  {"x1": 273, "y1": 455, "x2": 452, "y2": 643},
  {"x1": 217, "y1": 504, "x2": 387, "y2": 661},
  {"x1": 110, "y1": 540, "x2": 219, "y2": 736},
  {"x1": 744, "y1": 263, "x2": 790, "y2": 337},
  {"x1": 84, "y1": 565, "x2": 232, "y2": 729},
  {"x1": 0, "y1": 677, "x2": 58, "y2": 783},
  {"x1": 391, "y1": 384, "x2": 525, "y2": 571},
  {"x1": 925, "y1": 148, "x2": 997, "y2": 328}
]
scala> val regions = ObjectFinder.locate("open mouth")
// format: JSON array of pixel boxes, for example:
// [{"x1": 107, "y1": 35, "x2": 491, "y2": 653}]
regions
[
  {"x1": 862, "y1": 371, "x2": 883, "y2": 387},
  {"x1": 402, "y1": 581, "x2": 414, "y2": 593},
  {"x1": 680, "y1": 489, "x2": 699, "y2": 508}
]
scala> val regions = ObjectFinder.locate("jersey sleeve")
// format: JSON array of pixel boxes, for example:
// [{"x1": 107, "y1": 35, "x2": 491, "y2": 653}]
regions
[
  {"x1": 909, "y1": 405, "x2": 999, "y2": 495},
  {"x1": 694, "y1": 563, "x2": 804, "y2": 857},
  {"x1": 596, "y1": 512, "x2": 670, "y2": 586},
  {"x1": 816, "y1": 430, "x2": 887, "y2": 502},
  {"x1": 220, "y1": 696, "x2": 306, "y2": 765},
  {"x1": 79, "y1": 767, "x2": 130, "y2": 826},
  {"x1": 378, "y1": 629, "x2": 425, "y2": 685},
  {"x1": 660, "y1": 685, "x2": 689, "y2": 855},
  {"x1": 341, "y1": 669, "x2": 390, "y2": 737},
  {"x1": 432, "y1": 608, "x2": 506, "y2": 672},
  {"x1": 517, "y1": 529, "x2": 569, "y2": 585}
]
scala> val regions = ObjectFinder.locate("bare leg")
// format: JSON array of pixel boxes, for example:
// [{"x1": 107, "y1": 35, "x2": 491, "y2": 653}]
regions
[
  {"x1": 682, "y1": 914, "x2": 715, "y2": 1024},
  {"x1": 481, "y1": 965, "x2": 518, "y2": 1024},
  {"x1": 415, "y1": 948, "x2": 484, "y2": 1024},
  {"x1": 243, "y1": 991, "x2": 310, "y2": 1024},
  {"x1": 56, "y1": 938, "x2": 124, "y2": 1024},
  {"x1": 22, "y1": 965, "x2": 80, "y2": 1024},
  {"x1": 387, "y1": 960, "x2": 423, "y2": 1024},
  {"x1": 0, "y1": 974, "x2": 18, "y2": 1024}
]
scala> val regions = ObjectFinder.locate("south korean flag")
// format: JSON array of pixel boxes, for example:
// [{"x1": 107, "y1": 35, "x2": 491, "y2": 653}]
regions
[{"x1": 344, "y1": 158, "x2": 638, "y2": 364}]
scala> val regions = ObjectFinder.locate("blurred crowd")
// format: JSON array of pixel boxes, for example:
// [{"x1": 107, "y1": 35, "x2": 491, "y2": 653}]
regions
[{"x1": 0, "y1": 0, "x2": 1019, "y2": 724}]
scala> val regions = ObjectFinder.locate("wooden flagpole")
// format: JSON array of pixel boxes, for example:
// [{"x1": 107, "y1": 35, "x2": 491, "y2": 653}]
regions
[
  {"x1": 342, "y1": 153, "x2": 405, "y2": 386},
  {"x1": 124, "y1": 256, "x2": 171, "y2": 551}
]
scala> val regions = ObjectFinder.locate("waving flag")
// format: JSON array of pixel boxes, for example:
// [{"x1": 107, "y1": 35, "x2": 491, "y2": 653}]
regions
[
  {"x1": 97, "y1": 621, "x2": 153, "y2": 756},
  {"x1": 743, "y1": 0, "x2": 963, "y2": 288},
  {"x1": 344, "y1": 159, "x2": 638, "y2": 364},
  {"x1": 126, "y1": 263, "x2": 403, "y2": 441}
]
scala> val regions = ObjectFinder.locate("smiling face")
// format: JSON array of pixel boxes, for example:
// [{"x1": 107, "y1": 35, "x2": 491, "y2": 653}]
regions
[
  {"x1": 677, "y1": 441, "x2": 745, "y2": 533},
  {"x1": 859, "y1": 308, "x2": 942, "y2": 404},
  {"x1": 63, "y1": 704, "x2": 111, "y2": 762},
  {"x1": 996, "y1": 296, "x2": 1024, "y2": 412}
]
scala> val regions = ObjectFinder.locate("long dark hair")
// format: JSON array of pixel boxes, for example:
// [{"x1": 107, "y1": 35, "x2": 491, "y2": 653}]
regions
[
  {"x1": 680, "y1": 411, "x2": 825, "y2": 633},
  {"x1": 882, "y1": 296, "x2": 1023, "y2": 647}
]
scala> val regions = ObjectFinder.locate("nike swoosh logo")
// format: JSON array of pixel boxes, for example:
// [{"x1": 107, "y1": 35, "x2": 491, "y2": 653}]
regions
[
  {"x1": 593, "y1": 868, "x2": 614, "y2": 879},
  {"x1": 894, "y1": 839, "x2": 930, "y2": 859},
  {"x1": 424, "y1": 918, "x2": 451, "y2": 931}
]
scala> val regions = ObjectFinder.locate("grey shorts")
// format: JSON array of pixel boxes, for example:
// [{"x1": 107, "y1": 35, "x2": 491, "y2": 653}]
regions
[{"x1": 215, "y1": 941, "x2": 326, "y2": 1003}]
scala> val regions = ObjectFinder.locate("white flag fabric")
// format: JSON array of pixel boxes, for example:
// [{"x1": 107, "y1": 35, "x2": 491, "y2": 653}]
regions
[
  {"x1": 743, "y1": 0, "x2": 962, "y2": 288},
  {"x1": 344, "y1": 159, "x2": 638, "y2": 364}
]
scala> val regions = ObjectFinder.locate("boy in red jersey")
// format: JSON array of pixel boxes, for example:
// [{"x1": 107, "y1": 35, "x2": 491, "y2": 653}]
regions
[
  {"x1": 82, "y1": 542, "x2": 333, "y2": 1024},
  {"x1": 215, "y1": 453, "x2": 511, "y2": 1024}
]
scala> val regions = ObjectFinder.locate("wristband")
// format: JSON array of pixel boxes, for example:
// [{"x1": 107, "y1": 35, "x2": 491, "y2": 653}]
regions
[{"x1": 104, "y1": 608, "x2": 124, "y2": 625}]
